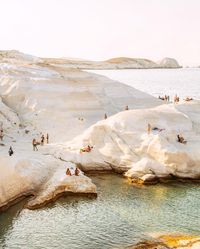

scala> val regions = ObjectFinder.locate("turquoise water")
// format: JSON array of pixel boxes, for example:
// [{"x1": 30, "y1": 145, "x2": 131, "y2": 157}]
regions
[{"x1": 0, "y1": 174, "x2": 200, "y2": 249}]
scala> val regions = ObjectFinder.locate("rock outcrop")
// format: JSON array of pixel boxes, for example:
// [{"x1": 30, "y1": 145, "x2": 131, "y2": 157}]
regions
[{"x1": 158, "y1": 57, "x2": 181, "y2": 68}]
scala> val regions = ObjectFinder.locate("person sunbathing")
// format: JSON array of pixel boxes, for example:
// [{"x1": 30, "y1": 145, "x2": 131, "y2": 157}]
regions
[
  {"x1": 177, "y1": 134, "x2": 187, "y2": 144},
  {"x1": 80, "y1": 145, "x2": 93, "y2": 153},
  {"x1": 66, "y1": 168, "x2": 72, "y2": 176},
  {"x1": 152, "y1": 127, "x2": 165, "y2": 132},
  {"x1": 184, "y1": 97, "x2": 193, "y2": 102},
  {"x1": 158, "y1": 96, "x2": 164, "y2": 100}
]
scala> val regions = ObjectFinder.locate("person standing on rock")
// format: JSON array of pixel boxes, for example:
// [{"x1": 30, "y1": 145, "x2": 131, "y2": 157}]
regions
[
  {"x1": 32, "y1": 138, "x2": 38, "y2": 151},
  {"x1": 0, "y1": 128, "x2": 4, "y2": 141},
  {"x1": 41, "y1": 135, "x2": 45, "y2": 145},
  {"x1": 104, "y1": 113, "x2": 107, "y2": 119},
  {"x1": 147, "y1": 123, "x2": 152, "y2": 134},
  {"x1": 46, "y1": 133, "x2": 49, "y2": 144},
  {"x1": 8, "y1": 146, "x2": 14, "y2": 156}
]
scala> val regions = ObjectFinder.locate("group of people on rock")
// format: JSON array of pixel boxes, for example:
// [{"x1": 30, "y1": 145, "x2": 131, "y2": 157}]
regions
[
  {"x1": 32, "y1": 133, "x2": 49, "y2": 151},
  {"x1": 66, "y1": 167, "x2": 80, "y2": 176},
  {"x1": 147, "y1": 123, "x2": 187, "y2": 144},
  {"x1": 158, "y1": 94, "x2": 193, "y2": 104},
  {"x1": 159, "y1": 95, "x2": 170, "y2": 101}
]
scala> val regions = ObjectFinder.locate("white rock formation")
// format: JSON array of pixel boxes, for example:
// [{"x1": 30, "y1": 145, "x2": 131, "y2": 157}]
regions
[
  {"x1": 48, "y1": 101, "x2": 200, "y2": 183},
  {"x1": 0, "y1": 50, "x2": 42, "y2": 64},
  {"x1": 0, "y1": 50, "x2": 193, "y2": 211},
  {"x1": 0, "y1": 51, "x2": 163, "y2": 210}
]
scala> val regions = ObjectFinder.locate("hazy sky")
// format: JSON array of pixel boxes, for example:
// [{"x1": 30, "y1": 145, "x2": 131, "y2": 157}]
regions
[{"x1": 0, "y1": 0, "x2": 200, "y2": 65}]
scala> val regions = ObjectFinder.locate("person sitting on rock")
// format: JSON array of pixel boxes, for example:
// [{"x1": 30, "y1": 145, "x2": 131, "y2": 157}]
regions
[
  {"x1": 125, "y1": 105, "x2": 129, "y2": 110},
  {"x1": 8, "y1": 146, "x2": 14, "y2": 156},
  {"x1": 80, "y1": 145, "x2": 93, "y2": 153},
  {"x1": 74, "y1": 167, "x2": 80, "y2": 176},
  {"x1": 32, "y1": 138, "x2": 38, "y2": 151},
  {"x1": 177, "y1": 134, "x2": 187, "y2": 144},
  {"x1": 66, "y1": 168, "x2": 72, "y2": 176},
  {"x1": 174, "y1": 94, "x2": 180, "y2": 104},
  {"x1": 41, "y1": 134, "x2": 45, "y2": 145}
]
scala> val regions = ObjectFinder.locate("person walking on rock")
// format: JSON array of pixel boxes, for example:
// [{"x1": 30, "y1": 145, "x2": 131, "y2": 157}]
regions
[
  {"x1": 32, "y1": 138, "x2": 38, "y2": 151},
  {"x1": 8, "y1": 146, "x2": 14, "y2": 156}
]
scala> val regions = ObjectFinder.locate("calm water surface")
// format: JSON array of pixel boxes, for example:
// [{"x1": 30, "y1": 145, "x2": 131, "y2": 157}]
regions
[
  {"x1": 0, "y1": 174, "x2": 200, "y2": 249},
  {"x1": 90, "y1": 68, "x2": 200, "y2": 100}
]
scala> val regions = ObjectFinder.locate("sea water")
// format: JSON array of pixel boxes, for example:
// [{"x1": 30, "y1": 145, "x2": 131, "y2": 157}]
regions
[
  {"x1": 0, "y1": 174, "x2": 199, "y2": 249},
  {"x1": 90, "y1": 68, "x2": 200, "y2": 100}
]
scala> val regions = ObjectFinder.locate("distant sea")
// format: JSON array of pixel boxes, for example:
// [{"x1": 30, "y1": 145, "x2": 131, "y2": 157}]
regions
[{"x1": 89, "y1": 68, "x2": 200, "y2": 100}]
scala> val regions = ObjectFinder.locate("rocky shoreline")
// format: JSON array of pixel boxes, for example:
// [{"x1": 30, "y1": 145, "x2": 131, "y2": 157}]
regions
[{"x1": 0, "y1": 50, "x2": 198, "y2": 212}]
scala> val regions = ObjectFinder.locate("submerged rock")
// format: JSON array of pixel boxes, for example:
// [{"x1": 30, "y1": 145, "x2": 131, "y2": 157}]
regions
[{"x1": 129, "y1": 234, "x2": 200, "y2": 249}]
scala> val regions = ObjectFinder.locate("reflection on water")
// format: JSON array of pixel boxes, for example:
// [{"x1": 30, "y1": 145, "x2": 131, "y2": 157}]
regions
[{"x1": 0, "y1": 174, "x2": 200, "y2": 249}]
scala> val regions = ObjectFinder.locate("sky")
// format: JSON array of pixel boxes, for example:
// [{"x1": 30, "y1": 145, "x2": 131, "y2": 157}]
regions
[{"x1": 0, "y1": 0, "x2": 200, "y2": 66}]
